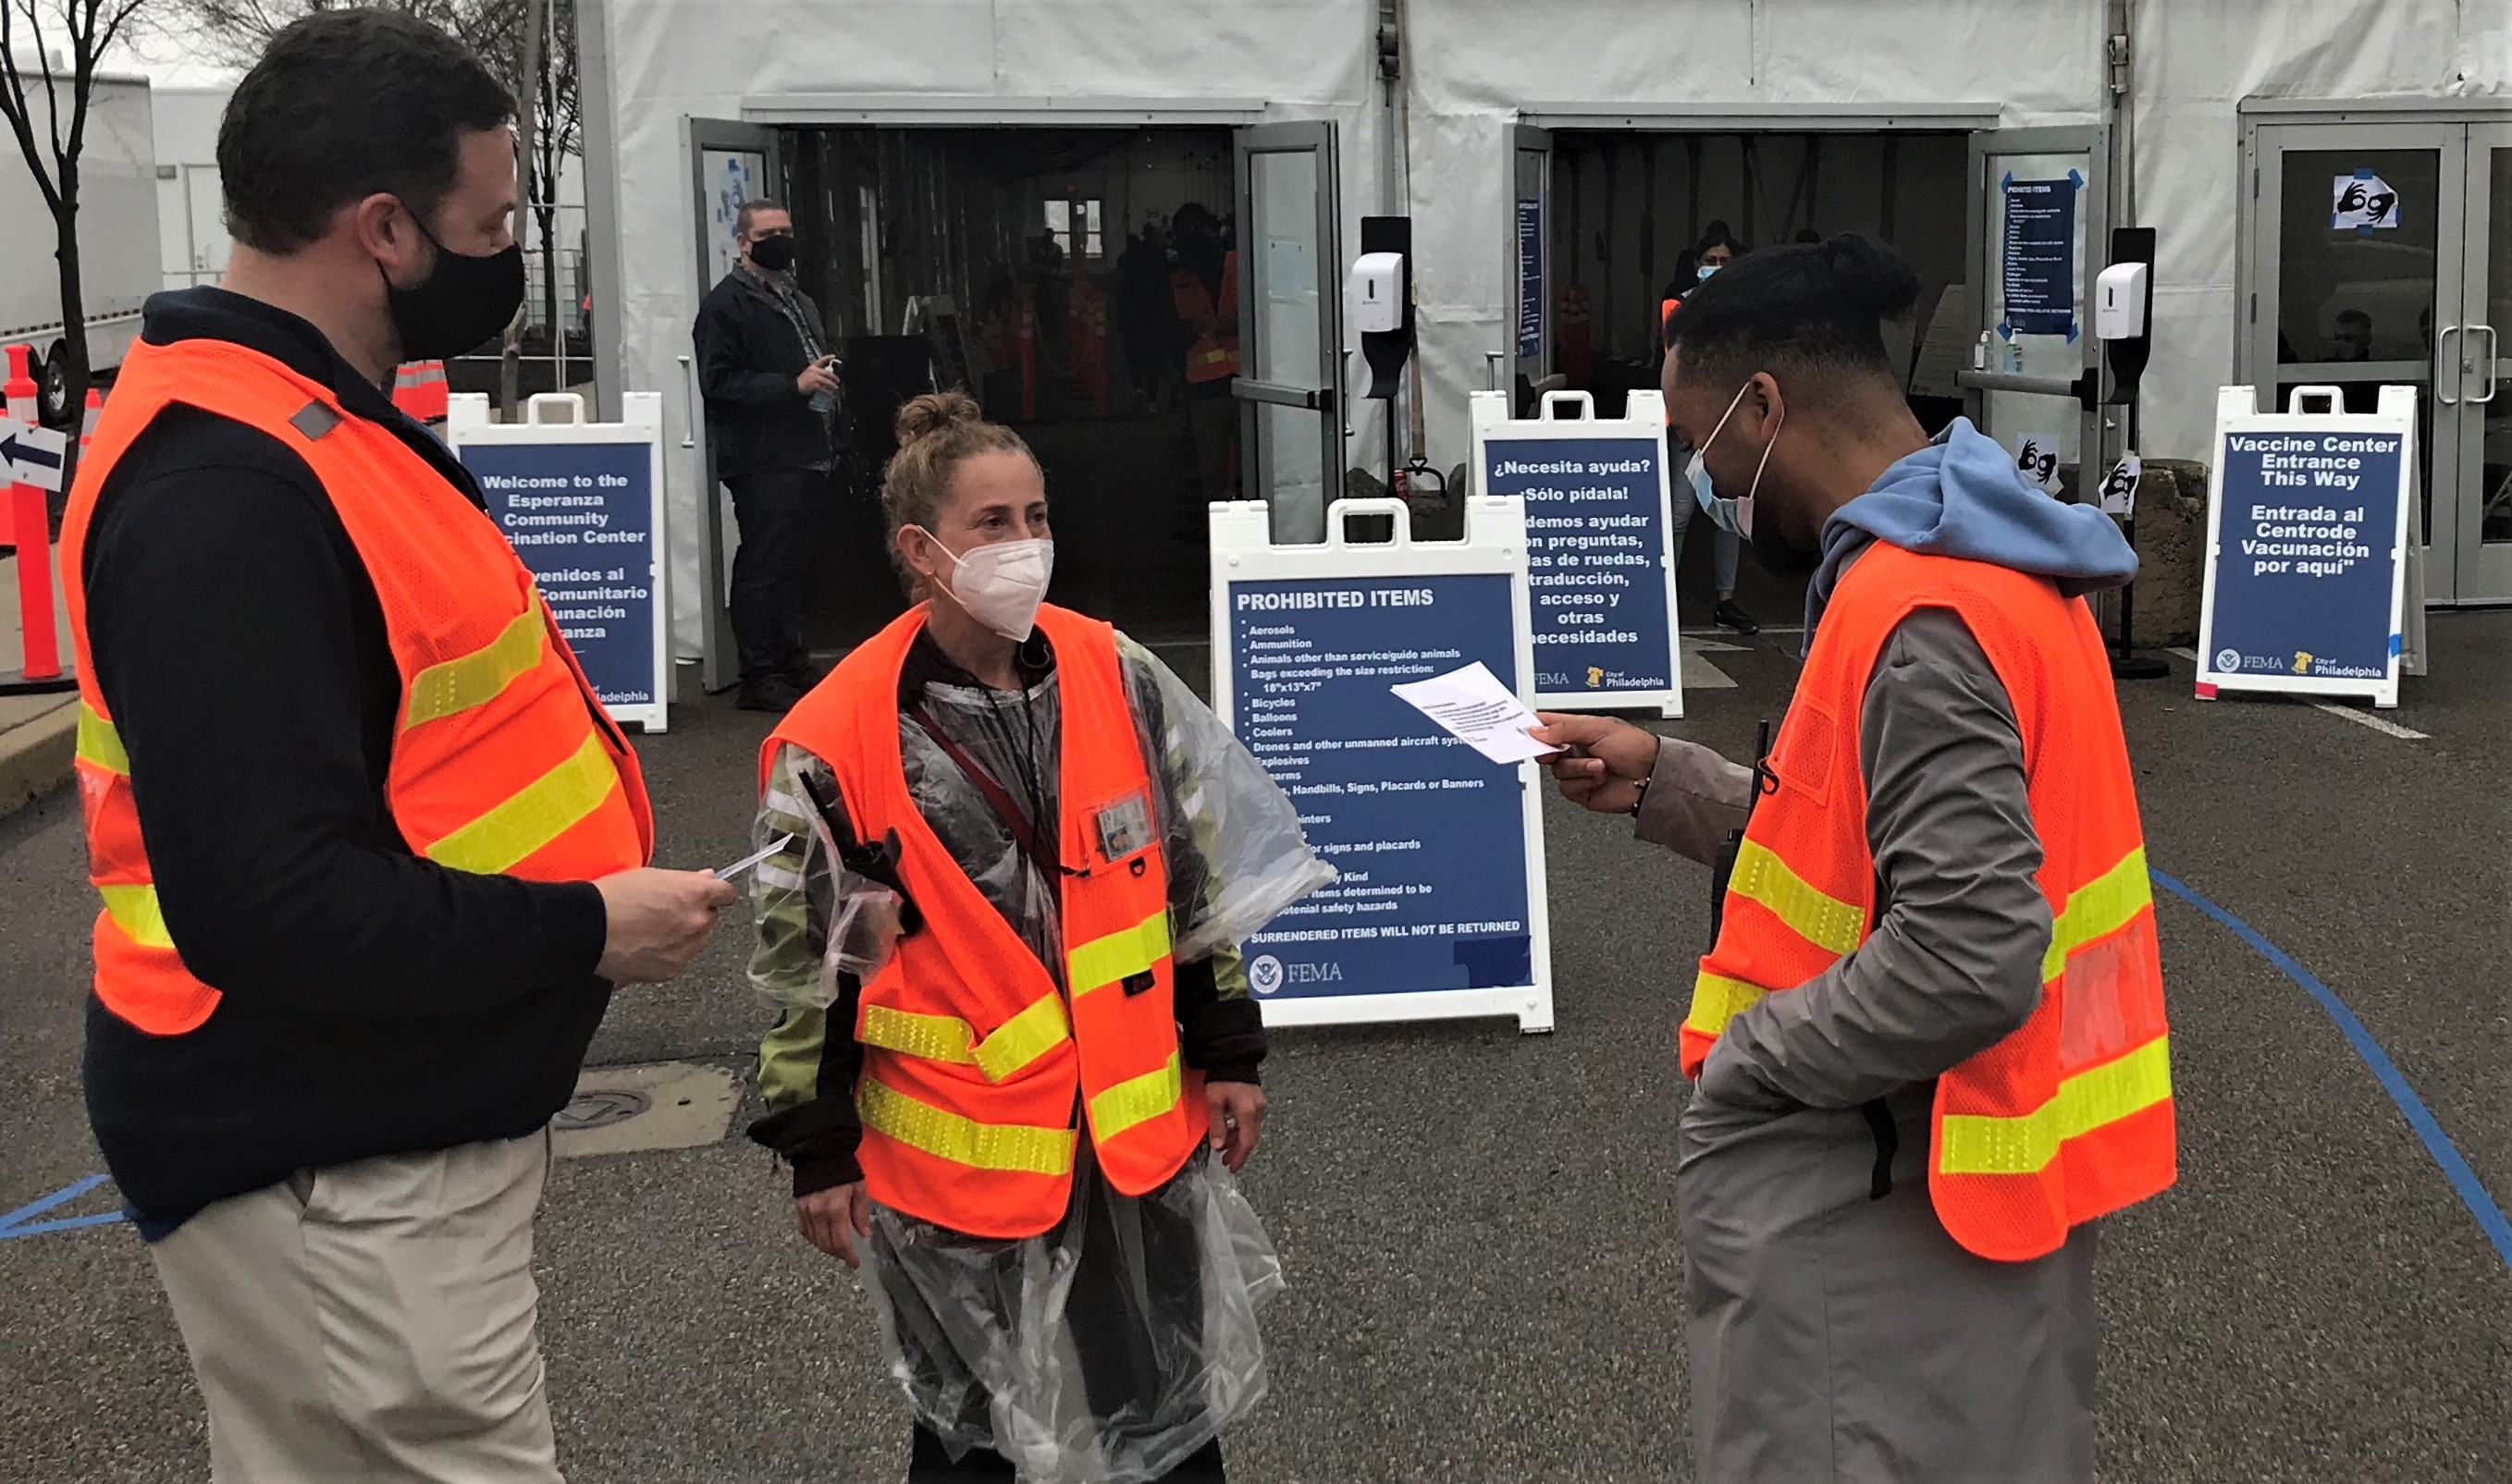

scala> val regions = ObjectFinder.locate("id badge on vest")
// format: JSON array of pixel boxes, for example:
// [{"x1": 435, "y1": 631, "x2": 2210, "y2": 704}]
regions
[{"x1": 1092, "y1": 790, "x2": 1153, "y2": 869}]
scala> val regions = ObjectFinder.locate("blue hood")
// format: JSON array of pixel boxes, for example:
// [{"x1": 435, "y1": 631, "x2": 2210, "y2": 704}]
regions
[{"x1": 1808, "y1": 418, "x2": 2137, "y2": 631}]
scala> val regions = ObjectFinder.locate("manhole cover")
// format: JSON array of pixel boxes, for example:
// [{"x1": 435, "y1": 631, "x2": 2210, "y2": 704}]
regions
[{"x1": 554, "y1": 1088, "x2": 650, "y2": 1132}]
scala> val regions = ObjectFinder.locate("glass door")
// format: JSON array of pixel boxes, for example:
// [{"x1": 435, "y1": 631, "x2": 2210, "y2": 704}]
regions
[
  {"x1": 685, "y1": 118, "x2": 780, "y2": 691},
  {"x1": 1508, "y1": 124, "x2": 1553, "y2": 403},
  {"x1": 1962, "y1": 127, "x2": 2108, "y2": 499},
  {"x1": 1234, "y1": 121, "x2": 1343, "y2": 545},
  {"x1": 2457, "y1": 124, "x2": 2512, "y2": 601},
  {"x1": 2251, "y1": 124, "x2": 2463, "y2": 600}
]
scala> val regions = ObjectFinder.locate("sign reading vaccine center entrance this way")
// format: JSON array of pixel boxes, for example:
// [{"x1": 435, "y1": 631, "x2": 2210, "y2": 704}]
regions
[
  {"x1": 2197, "y1": 384, "x2": 2413, "y2": 709},
  {"x1": 1471, "y1": 390, "x2": 1683, "y2": 717},
  {"x1": 1210, "y1": 497, "x2": 1553, "y2": 1032},
  {"x1": 448, "y1": 393, "x2": 672, "y2": 730}
]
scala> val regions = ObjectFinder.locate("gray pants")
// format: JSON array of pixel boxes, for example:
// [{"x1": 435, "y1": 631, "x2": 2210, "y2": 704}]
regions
[
  {"x1": 149, "y1": 1131, "x2": 564, "y2": 1484},
  {"x1": 1680, "y1": 1084, "x2": 2098, "y2": 1484}
]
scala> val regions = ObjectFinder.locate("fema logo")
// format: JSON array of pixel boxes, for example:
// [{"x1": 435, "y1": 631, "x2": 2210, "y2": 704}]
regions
[
  {"x1": 2215, "y1": 649, "x2": 2242, "y2": 673},
  {"x1": 1249, "y1": 955, "x2": 1285, "y2": 996}
]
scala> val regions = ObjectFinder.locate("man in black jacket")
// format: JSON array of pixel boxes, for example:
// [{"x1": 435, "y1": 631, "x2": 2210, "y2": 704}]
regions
[
  {"x1": 70, "y1": 16, "x2": 731, "y2": 1480},
  {"x1": 694, "y1": 198, "x2": 840, "y2": 711}
]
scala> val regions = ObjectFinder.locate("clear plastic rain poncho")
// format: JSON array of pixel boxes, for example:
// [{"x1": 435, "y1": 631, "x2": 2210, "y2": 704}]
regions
[{"x1": 750, "y1": 633, "x2": 1330, "y2": 1483}]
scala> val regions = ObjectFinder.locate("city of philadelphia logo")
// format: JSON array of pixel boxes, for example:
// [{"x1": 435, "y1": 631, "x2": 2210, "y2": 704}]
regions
[
  {"x1": 1586, "y1": 666, "x2": 1605, "y2": 688},
  {"x1": 1249, "y1": 955, "x2": 1285, "y2": 995},
  {"x1": 2214, "y1": 648, "x2": 2243, "y2": 673}
]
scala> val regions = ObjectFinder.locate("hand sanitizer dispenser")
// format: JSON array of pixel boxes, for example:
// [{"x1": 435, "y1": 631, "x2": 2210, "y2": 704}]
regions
[{"x1": 1348, "y1": 252, "x2": 1405, "y2": 335}]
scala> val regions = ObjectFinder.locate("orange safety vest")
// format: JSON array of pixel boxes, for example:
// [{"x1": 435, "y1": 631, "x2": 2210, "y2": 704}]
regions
[
  {"x1": 60, "y1": 337, "x2": 653, "y2": 1037},
  {"x1": 1684, "y1": 543, "x2": 2174, "y2": 1263},
  {"x1": 1174, "y1": 251, "x2": 1240, "y2": 383},
  {"x1": 764, "y1": 604, "x2": 1207, "y2": 1239}
]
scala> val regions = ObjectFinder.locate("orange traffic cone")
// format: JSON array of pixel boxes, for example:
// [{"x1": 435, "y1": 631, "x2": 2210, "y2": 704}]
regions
[{"x1": 391, "y1": 360, "x2": 449, "y2": 422}]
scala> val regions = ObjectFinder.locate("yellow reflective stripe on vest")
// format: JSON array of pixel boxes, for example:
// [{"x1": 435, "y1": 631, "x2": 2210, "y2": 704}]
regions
[
  {"x1": 1088, "y1": 1049, "x2": 1184, "y2": 1142},
  {"x1": 403, "y1": 607, "x2": 547, "y2": 730},
  {"x1": 1067, "y1": 910, "x2": 1171, "y2": 996},
  {"x1": 1729, "y1": 840, "x2": 1864, "y2": 956},
  {"x1": 856, "y1": 1076, "x2": 1075, "y2": 1175},
  {"x1": 98, "y1": 882, "x2": 173, "y2": 949},
  {"x1": 77, "y1": 703, "x2": 129, "y2": 776},
  {"x1": 859, "y1": 994, "x2": 1071, "y2": 1084},
  {"x1": 859, "y1": 1005, "x2": 979, "y2": 1065},
  {"x1": 972, "y1": 992, "x2": 1070, "y2": 1081},
  {"x1": 422, "y1": 730, "x2": 619, "y2": 875},
  {"x1": 1686, "y1": 972, "x2": 1766, "y2": 1038},
  {"x1": 2040, "y1": 846, "x2": 2153, "y2": 982},
  {"x1": 1937, "y1": 1036, "x2": 2173, "y2": 1176}
]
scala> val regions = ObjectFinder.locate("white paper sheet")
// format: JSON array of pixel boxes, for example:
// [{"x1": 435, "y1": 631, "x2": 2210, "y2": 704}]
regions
[{"x1": 1388, "y1": 662, "x2": 1555, "y2": 765}]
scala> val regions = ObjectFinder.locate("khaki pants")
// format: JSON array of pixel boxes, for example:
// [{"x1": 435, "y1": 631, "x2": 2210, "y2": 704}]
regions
[{"x1": 149, "y1": 1131, "x2": 564, "y2": 1484}]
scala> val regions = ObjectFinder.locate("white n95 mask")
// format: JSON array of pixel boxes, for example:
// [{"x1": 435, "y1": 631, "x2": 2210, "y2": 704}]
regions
[{"x1": 921, "y1": 532, "x2": 1055, "y2": 640}]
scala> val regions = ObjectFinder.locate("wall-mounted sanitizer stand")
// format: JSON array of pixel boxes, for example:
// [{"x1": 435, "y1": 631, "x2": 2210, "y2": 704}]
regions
[
  {"x1": 1209, "y1": 495, "x2": 1553, "y2": 1033},
  {"x1": 448, "y1": 391, "x2": 671, "y2": 731},
  {"x1": 1470, "y1": 389, "x2": 1684, "y2": 717}
]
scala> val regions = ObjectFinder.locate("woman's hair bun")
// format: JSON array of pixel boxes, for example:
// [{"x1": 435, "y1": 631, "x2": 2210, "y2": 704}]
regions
[
  {"x1": 1816, "y1": 232, "x2": 1922, "y2": 323},
  {"x1": 894, "y1": 389, "x2": 986, "y2": 446}
]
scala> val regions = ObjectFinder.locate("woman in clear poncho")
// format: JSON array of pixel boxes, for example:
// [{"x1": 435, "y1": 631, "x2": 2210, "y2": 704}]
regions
[{"x1": 745, "y1": 392, "x2": 1329, "y2": 1484}]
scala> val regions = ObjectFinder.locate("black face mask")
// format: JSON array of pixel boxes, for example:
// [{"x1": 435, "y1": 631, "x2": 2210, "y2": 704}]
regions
[
  {"x1": 385, "y1": 213, "x2": 524, "y2": 362},
  {"x1": 747, "y1": 233, "x2": 797, "y2": 273}
]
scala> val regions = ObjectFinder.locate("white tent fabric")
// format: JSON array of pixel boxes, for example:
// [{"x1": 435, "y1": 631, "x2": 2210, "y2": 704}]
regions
[
  {"x1": 599, "y1": 0, "x2": 1376, "y2": 663},
  {"x1": 593, "y1": 0, "x2": 2511, "y2": 663}
]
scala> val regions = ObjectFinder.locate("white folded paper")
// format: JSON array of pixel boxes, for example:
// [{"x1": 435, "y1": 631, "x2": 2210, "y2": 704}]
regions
[{"x1": 1388, "y1": 662, "x2": 1556, "y2": 765}]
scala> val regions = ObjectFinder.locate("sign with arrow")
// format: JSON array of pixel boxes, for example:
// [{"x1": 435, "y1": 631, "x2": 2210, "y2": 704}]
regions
[{"x1": 0, "y1": 416, "x2": 68, "y2": 492}]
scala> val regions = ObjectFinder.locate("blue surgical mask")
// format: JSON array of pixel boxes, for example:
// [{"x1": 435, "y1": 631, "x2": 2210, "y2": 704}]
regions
[
  {"x1": 1696, "y1": 263, "x2": 1721, "y2": 282},
  {"x1": 1681, "y1": 379, "x2": 1782, "y2": 541}
]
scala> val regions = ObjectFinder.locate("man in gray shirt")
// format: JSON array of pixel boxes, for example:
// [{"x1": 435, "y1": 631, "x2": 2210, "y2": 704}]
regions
[{"x1": 1539, "y1": 233, "x2": 2172, "y2": 1483}]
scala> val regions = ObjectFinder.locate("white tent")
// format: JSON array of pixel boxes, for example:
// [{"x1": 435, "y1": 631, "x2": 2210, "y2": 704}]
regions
[{"x1": 581, "y1": 0, "x2": 2512, "y2": 674}]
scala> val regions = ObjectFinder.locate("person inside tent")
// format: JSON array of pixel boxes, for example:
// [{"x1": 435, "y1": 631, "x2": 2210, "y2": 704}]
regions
[
  {"x1": 743, "y1": 392, "x2": 1331, "y2": 1484},
  {"x1": 1659, "y1": 222, "x2": 1760, "y2": 635}
]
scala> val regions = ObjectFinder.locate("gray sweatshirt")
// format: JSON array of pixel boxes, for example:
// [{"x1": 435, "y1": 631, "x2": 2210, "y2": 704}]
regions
[{"x1": 1636, "y1": 598, "x2": 2052, "y2": 1112}]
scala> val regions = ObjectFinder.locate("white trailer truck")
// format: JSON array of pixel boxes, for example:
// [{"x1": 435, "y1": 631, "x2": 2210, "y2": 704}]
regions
[{"x1": 1, "y1": 69, "x2": 161, "y2": 425}]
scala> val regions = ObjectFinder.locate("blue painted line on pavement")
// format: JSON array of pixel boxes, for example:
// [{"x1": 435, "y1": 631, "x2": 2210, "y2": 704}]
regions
[
  {"x1": 2153, "y1": 870, "x2": 2512, "y2": 1273},
  {"x1": 1, "y1": 1210, "x2": 126, "y2": 1240},
  {"x1": 0, "y1": 1171, "x2": 108, "y2": 1231}
]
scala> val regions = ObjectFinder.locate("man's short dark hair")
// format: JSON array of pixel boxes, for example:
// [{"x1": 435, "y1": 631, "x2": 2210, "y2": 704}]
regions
[
  {"x1": 1665, "y1": 232, "x2": 1921, "y2": 394},
  {"x1": 218, "y1": 9, "x2": 514, "y2": 254},
  {"x1": 734, "y1": 199, "x2": 782, "y2": 238},
  {"x1": 2335, "y1": 309, "x2": 2372, "y2": 329}
]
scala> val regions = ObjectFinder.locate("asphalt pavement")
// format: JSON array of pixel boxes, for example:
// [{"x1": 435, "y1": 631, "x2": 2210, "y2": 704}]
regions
[{"x1": 2, "y1": 616, "x2": 2506, "y2": 1483}]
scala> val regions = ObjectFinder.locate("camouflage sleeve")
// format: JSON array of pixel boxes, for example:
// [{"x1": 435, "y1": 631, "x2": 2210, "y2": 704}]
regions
[{"x1": 745, "y1": 742, "x2": 866, "y2": 1196}]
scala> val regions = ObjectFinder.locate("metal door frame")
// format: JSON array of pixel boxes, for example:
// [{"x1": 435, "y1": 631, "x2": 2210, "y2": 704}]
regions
[
  {"x1": 2456, "y1": 121, "x2": 2512, "y2": 601},
  {"x1": 683, "y1": 117, "x2": 782, "y2": 693},
  {"x1": 1233, "y1": 119, "x2": 1345, "y2": 540},
  {"x1": 1960, "y1": 125, "x2": 2109, "y2": 494},
  {"x1": 1508, "y1": 124, "x2": 1554, "y2": 402},
  {"x1": 2243, "y1": 117, "x2": 2472, "y2": 603}
]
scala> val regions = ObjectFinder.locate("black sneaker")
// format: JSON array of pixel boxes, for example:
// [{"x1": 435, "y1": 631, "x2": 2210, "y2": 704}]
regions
[
  {"x1": 1713, "y1": 598, "x2": 1762, "y2": 635},
  {"x1": 737, "y1": 676, "x2": 806, "y2": 714}
]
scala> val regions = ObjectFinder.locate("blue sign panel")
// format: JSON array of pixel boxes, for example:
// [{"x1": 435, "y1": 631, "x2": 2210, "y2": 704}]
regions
[
  {"x1": 462, "y1": 441, "x2": 661, "y2": 709},
  {"x1": 2204, "y1": 429, "x2": 2403, "y2": 683},
  {"x1": 1516, "y1": 196, "x2": 1544, "y2": 362},
  {"x1": 1482, "y1": 435, "x2": 1672, "y2": 696},
  {"x1": 2000, "y1": 172, "x2": 2080, "y2": 339},
  {"x1": 1229, "y1": 573, "x2": 1533, "y2": 1002}
]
